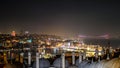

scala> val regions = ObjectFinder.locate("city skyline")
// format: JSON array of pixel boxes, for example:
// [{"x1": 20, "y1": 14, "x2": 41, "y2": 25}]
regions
[{"x1": 0, "y1": 0, "x2": 120, "y2": 38}]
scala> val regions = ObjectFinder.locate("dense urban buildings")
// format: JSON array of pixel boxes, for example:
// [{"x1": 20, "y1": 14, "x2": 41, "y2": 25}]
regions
[{"x1": 0, "y1": 31, "x2": 120, "y2": 68}]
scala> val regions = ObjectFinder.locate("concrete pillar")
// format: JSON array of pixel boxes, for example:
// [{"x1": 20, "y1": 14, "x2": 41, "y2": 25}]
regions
[
  {"x1": 20, "y1": 52, "x2": 24, "y2": 63},
  {"x1": 98, "y1": 56, "x2": 100, "y2": 62},
  {"x1": 62, "y1": 52, "x2": 65, "y2": 68},
  {"x1": 3, "y1": 52, "x2": 8, "y2": 64},
  {"x1": 28, "y1": 52, "x2": 31, "y2": 66},
  {"x1": 79, "y1": 52, "x2": 82, "y2": 63},
  {"x1": 40, "y1": 54, "x2": 42, "y2": 58},
  {"x1": 107, "y1": 54, "x2": 110, "y2": 60},
  {"x1": 36, "y1": 52, "x2": 39, "y2": 68},
  {"x1": 95, "y1": 49, "x2": 98, "y2": 59},
  {"x1": 72, "y1": 51, "x2": 75, "y2": 65},
  {"x1": 83, "y1": 52, "x2": 86, "y2": 60},
  {"x1": 54, "y1": 48, "x2": 57, "y2": 54},
  {"x1": 91, "y1": 58, "x2": 94, "y2": 63},
  {"x1": 10, "y1": 50, "x2": 12, "y2": 64}
]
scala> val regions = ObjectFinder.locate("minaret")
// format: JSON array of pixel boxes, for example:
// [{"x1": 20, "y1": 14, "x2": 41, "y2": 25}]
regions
[
  {"x1": 107, "y1": 39, "x2": 111, "y2": 60},
  {"x1": 11, "y1": 31, "x2": 16, "y2": 36}
]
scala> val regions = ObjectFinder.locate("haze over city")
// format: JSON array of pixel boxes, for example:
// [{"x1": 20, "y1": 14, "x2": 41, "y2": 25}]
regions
[{"x1": 0, "y1": 0, "x2": 120, "y2": 38}]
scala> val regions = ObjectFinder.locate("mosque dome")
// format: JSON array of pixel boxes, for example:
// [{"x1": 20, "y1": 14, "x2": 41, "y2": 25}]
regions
[
  {"x1": 88, "y1": 62, "x2": 97, "y2": 68},
  {"x1": 53, "y1": 58, "x2": 69, "y2": 68},
  {"x1": 84, "y1": 63, "x2": 91, "y2": 68},
  {"x1": 32, "y1": 58, "x2": 50, "y2": 68},
  {"x1": 77, "y1": 60, "x2": 89, "y2": 68}
]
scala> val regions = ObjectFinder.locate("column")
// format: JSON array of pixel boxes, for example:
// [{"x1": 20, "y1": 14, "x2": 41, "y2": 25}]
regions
[
  {"x1": 36, "y1": 52, "x2": 39, "y2": 68},
  {"x1": 79, "y1": 52, "x2": 82, "y2": 63},
  {"x1": 72, "y1": 51, "x2": 75, "y2": 65},
  {"x1": 28, "y1": 52, "x2": 31, "y2": 66},
  {"x1": 20, "y1": 52, "x2": 24, "y2": 63},
  {"x1": 62, "y1": 52, "x2": 65, "y2": 68},
  {"x1": 107, "y1": 54, "x2": 110, "y2": 60},
  {"x1": 83, "y1": 52, "x2": 86, "y2": 60}
]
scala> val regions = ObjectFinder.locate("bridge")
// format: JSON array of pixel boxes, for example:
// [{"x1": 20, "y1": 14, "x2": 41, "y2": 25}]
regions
[{"x1": 78, "y1": 34, "x2": 110, "y2": 39}]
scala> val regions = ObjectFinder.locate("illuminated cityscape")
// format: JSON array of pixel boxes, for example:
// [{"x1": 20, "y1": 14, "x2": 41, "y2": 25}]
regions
[
  {"x1": 0, "y1": 32, "x2": 119, "y2": 68},
  {"x1": 0, "y1": 0, "x2": 120, "y2": 68}
]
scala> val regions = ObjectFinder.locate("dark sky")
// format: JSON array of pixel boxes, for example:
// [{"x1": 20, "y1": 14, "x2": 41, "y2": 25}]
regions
[{"x1": 0, "y1": 0, "x2": 120, "y2": 38}]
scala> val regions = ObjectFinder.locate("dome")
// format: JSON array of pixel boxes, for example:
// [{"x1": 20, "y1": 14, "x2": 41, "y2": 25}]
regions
[
  {"x1": 76, "y1": 59, "x2": 90, "y2": 67},
  {"x1": 88, "y1": 62, "x2": 97, "y2": 68},
  {"x1": 94, "y1": 62, "x2": 101, "y2": 68},
  {"x1": 84, "y1": 63, "x2": 91, "y2": 68},
  {"x1": 103, "y1": 58, "x2": 120, "y2": 68},
  {"x1": 78, "y1": 60, "x2": 89, "y2": 68},
  {"x1": 53, "y1": 58, "x2": 69, "y2": 68},
  {"x1": 96, "y1": 60, "x2": 109, "y2": 68},
  {"x1": 32, "y1": 58, "x2": 50, "y2": 68}
]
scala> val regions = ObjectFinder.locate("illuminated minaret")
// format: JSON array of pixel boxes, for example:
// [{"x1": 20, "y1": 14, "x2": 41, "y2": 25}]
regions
[{"x1": 11, "y1": 31, "x2": 16, "y2": 36}]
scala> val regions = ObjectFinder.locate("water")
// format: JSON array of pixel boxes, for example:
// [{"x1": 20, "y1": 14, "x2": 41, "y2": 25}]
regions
[{"x1": 84, "y1": 38, "x2": 120, "y2": 48}]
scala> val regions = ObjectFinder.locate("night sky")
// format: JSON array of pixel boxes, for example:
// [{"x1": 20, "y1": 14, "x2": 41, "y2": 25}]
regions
[{"x1": 0, "y1": 0, "x2": 120, "y2": 38}]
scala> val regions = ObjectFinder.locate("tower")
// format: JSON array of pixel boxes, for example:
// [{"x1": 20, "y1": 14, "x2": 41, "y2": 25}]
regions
[{"x1": 11, "y1": 31, "x2": 16, "y2": 36}]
